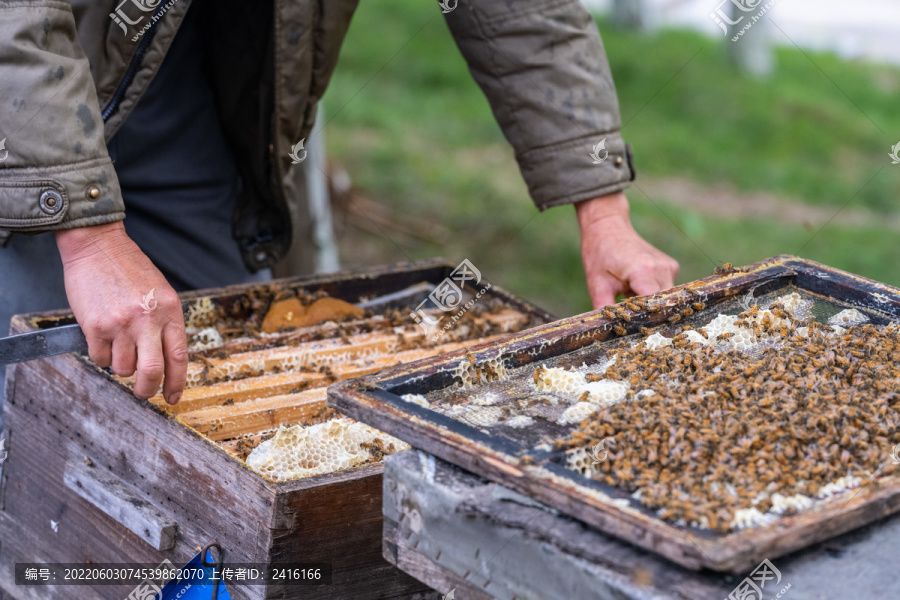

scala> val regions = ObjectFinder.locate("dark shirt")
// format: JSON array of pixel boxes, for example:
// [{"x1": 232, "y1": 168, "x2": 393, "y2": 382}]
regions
[{"x1": 107, "y1": 0, "x2": 269, "y2": 291}]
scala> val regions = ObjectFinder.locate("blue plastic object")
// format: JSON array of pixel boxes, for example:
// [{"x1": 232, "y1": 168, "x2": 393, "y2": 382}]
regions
[{"x1": 156, "y1": 550, "x2": 230, "y2": 600}]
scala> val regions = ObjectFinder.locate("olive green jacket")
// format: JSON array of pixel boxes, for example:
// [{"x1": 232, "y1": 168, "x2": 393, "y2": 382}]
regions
[{"x1": 0, "y1": 0, "x2": 633, "y2": 271}]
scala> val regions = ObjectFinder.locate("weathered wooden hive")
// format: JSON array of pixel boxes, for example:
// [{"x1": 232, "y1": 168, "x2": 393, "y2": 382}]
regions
[
  {"x1": 331, "y1": 256, "x2": 900, "y2": 583},
  {"x1": 0, "y1": 259, "x2": 551, "y2": 600}
]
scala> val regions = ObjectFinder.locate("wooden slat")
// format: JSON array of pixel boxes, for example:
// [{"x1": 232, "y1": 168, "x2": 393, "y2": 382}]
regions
[
  {"x1": 190, "y1": 330, "x2": 414, "y2": 385},
  {"x1": 190, "y1": 309, "x2": 528, "y2": 385},
  {"x1": 178, "y1": 388, "x2": 329, "y2": 441},
  {"x1": 152, "y1": 336, "x2": 505, "y2": 414}
]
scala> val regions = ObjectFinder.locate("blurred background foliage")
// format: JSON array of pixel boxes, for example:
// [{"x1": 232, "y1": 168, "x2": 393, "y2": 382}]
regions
[{"x1": 322, "y1": 0, "x2": 900, "y2": 318}]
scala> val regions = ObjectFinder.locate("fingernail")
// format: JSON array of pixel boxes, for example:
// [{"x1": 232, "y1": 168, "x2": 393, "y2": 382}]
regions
[{"x1": 168, "y1": 393, "x2": 181, "y2": 405}]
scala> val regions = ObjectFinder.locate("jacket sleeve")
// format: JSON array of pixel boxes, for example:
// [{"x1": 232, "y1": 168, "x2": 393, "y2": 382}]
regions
[
  {"x1": 444, "y1": 0, "x2": 634, "y2": 210},
  {"x1": 0, "y1": 0, "x2": 123, "y2": 232}
]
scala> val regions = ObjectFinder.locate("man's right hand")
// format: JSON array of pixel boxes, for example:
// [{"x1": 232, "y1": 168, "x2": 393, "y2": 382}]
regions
[{"x1": 55, "y1": 222, "x2": 187, "y2": 404}]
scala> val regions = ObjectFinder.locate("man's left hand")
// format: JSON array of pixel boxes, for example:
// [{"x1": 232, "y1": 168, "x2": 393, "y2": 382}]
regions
[{"x1": 576, "y1": 191, "x2": 679, "y2": 309}]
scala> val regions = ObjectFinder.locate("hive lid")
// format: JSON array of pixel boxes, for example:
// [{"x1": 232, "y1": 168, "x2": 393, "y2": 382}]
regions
[{"x1": 328, "y1": 255, "x2": 900, "y2": 572}]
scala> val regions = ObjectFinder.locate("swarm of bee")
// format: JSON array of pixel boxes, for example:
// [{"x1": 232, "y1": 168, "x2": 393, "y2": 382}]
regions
[{"x1": 557, "y1": 296, "x2": 900, "y2": 533}]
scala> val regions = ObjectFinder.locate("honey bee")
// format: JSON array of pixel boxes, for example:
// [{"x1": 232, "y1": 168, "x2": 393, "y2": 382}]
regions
[
  {"x1": 648, "y1": 305, "x2": 661, "y2": 313},
  {"x1": 692, "y1": 302, "x2": 706, "y2": 311},
  {"x1": 614, "y1": 324, "x2": 628, "y2": 336},
  {"x1": 619, "y1": 311, "x2": 632, "y2": 322},
  {"x1": 602, "y1": 309, "x2": 617, "y2": 320},
  {"x1": 532, "y1": 366, "x2": 545, "y2": 385},
  {"x1": 681, "y1": 307, "x2": 694, "y2": 317},
  {"x1": 717, "y1": 332, "x2": 735, "y2": 341},
  {"x1": 714, "y1": 263, "x2": 733, "y2": 275},
  {"x1": 640, "y1": 327, "x2": 652, "y2": 336},
  {"x1": 625, "y1": 301, "x2": 641, "y2": 312},
  {"x1": 668, "y1": 314, "x2": 682, "y2": 324}
]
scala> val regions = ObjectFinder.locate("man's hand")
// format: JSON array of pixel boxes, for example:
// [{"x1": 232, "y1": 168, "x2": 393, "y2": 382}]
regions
[
  {"x1": 55, "y1": 222, "x2": 187, "y2": 403},
  {"x1": 576, "y1": 192, "x2": 679, "y2": 309}
]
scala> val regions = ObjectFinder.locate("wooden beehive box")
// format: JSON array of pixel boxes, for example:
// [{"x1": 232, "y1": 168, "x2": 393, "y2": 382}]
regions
[
  {"x1": 0, "y1": 259, "x2": 552, "y2": 600},
  {"x1": 331, "y1": 256, "x2": 900, "y2": 573}
]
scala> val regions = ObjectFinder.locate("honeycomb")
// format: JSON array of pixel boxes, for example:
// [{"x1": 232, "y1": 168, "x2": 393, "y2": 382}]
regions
[
  {"x1": 502, "y1": 415, "x2": 534, "y2": 428},
  {"x1": 558, "y1": 401, "x2": 601, "y2": 425},
  {"x1": 581, "y1": 379, "x2": 629, "y2": 405},
  {"x1": 454, "y1": 352, "x2": 510, "y2": 388},
  {"x1": 401, "y1": 393, "x2": 430, "y2": 408},
  {"x1": 246, "y1": 418, "x2": 409, "y2": 481},
  {"x1": 185, "y1": 297, "x2": 217, "y2": 330},
  {"x1": 192, "y1": 327, "x2": 223, "y2": 351},
  {"x1": 566, "y1": 446, "x2": 596, "y2": 477},
  {"x1": 828, "y1": 308, "x2": 868, "y2": 327},
  {"x1": 644, "y1": 332, "x2": 671, "y2": 350},
  {"x1": 535, "y1": 366, "x2": 587, "y2": 396}
]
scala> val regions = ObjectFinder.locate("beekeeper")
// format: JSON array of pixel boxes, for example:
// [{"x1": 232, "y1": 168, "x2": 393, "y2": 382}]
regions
[{"x1": 0, "y1": 0, "x2": 678, "y2": 405}]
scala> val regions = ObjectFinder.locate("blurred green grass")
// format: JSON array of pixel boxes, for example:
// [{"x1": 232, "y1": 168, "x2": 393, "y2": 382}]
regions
[{"x1": 322, "y1": 0, "x2": 900, "y2": 317}]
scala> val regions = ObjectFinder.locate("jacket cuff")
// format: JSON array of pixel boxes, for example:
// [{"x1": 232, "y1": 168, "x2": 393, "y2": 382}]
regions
[
  {"x1": 518, "y1": 133, "x2": 636, "y2": 211},
  {"x1": 0, "y1": 157, "x2": 124, "y2": 232}
]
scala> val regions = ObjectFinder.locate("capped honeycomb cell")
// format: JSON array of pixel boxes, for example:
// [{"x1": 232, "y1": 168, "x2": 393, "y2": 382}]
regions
[
  {"x1": 816, "y1": 475, "x2": 862, "y2": 499},
  {"x1": 190, "y1": 327, "x2": 223, "y2": 351},
  {"x1": 828, "y1": 308, "x2": 868, "y2": 327},
  {"x1": 502, "y1": 415, "x2": 534, "y2": 428},
  {"x1": 558, "y1": 401, "x2": 600, "y2": 425},
  {"x1": 730, "y1": 507, "x2": 776, "y2": 530},
  {"x1": 769, "y1": 493, "x2": 813, "y2": 515},
  {"x1": 246, "y1": 418, "x2": 409, "y2": 481},
  {"x1": 644, "y1": 332, "x2": 672, "y2": 350},
  {"x1": 581, "y1": 379, "x2": 628, "y2": 405},
  {"x1": 535, "y1": 366, "x2": 588, "y2": 397},
  {"x1": 401, "y1": 393, "x2": 430, "y2": 408}
]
